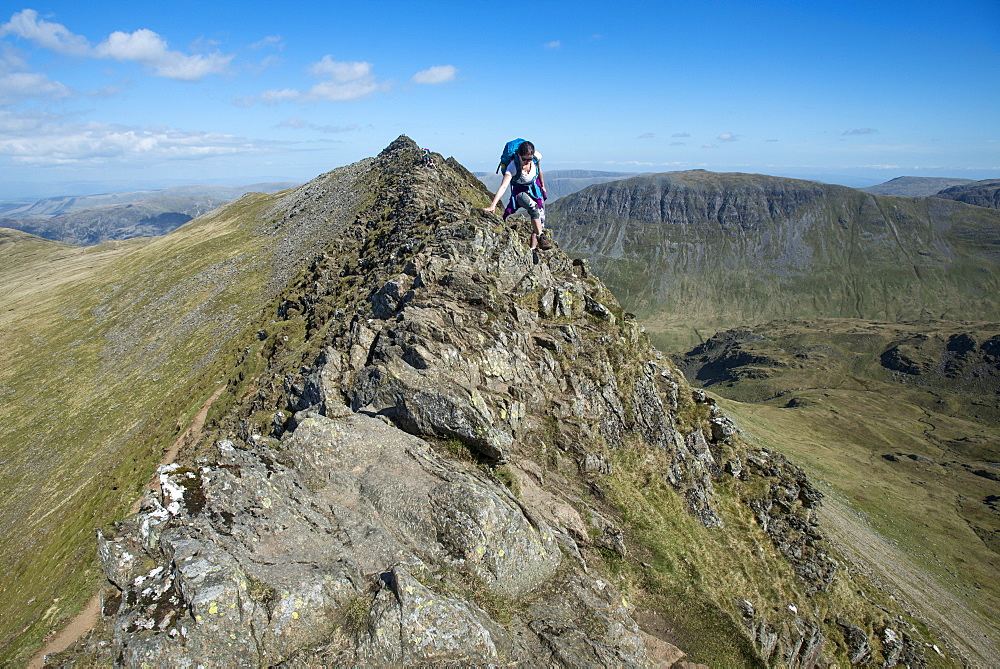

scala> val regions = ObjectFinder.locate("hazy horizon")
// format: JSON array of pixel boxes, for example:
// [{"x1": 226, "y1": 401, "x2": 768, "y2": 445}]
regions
[
  {"x1": 1, "y1": 1, "x2": 997, "y2": 200},
  {"x1": 3, "y1": 165, "x2": 996, "y2": 202}
]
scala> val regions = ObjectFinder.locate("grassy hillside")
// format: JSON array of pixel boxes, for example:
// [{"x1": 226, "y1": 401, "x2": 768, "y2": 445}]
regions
[
  {"x1": 547, "y1": 171, "x2": 1000, "y2": 351},
  {"x1": 676, "y1": 319, "x2": 1000, "y2": 663},
  {"x1": 0, "y1": 164, "x2": 365, "y2": 663}
]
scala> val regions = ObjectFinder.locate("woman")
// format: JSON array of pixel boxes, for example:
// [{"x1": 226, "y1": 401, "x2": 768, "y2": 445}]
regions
[{"x1": 484, "y1": 140, "x2": 553, "y2": 250}]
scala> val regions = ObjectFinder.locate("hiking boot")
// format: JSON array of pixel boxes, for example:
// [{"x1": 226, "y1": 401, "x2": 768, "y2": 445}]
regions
[{"x1": 537, "y1": 234, "x2": 554, "y2": 251}]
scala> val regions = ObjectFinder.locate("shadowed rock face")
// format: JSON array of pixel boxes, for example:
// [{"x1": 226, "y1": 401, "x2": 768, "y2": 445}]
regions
[
  {"x1": 61, "y1": 138, "x2": 918, "y2": 667},
  {"x1": 933, "y1": 179, "x2": 1000, "y2": 210}
]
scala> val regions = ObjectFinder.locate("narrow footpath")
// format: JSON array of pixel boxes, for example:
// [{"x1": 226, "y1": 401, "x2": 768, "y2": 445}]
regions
[{"x1": 28, "y1": 385, "x2": 227, "y2": 668}]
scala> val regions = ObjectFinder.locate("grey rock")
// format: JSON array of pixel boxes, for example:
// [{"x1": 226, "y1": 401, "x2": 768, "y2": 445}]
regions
[
  {"x1": 882, "y1": 626, "x2": 903, "y2": 666},
  {"x1": 358, "y1": 565, "x2": 500, "y2": 664},
  {"x1": 838, "y1": 617, "x2": 872, "y2": 665}
]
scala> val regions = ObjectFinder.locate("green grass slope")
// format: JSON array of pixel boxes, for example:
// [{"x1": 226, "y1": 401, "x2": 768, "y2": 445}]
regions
[
  {"x1": 547, "y1": 171, "x2": 1000, "y2": 351},
  {"x1": 675, "y1": 319, "x2": 1000, "y2": 663},
  {"x1": 0, "y1": 164, "x2": 368, "y2": 663}
]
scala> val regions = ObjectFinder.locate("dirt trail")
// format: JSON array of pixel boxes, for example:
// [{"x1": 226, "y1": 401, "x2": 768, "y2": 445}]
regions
[
  {"x1": 28, "y1": 385, "x2": 227, "y2": 668},
  {"x1": 819, "y1": 497, "x2": 999, "y2": 666}
]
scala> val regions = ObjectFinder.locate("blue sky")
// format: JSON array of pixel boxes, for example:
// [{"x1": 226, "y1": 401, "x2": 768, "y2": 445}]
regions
[{"x1": 1, "y1": 0, "x2": 998, "y2": 198}]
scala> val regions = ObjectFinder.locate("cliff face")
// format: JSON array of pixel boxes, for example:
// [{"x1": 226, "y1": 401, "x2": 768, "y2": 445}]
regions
[
  {"x1": 52, "y1": 139, "x2": 930, "y2": 666},
  {"x1": 546, "y1": 171, "x2": 1000, "y2": 349},
  {"x1": 934, "y1": 179, "x2": 1000, "y2": 210}
]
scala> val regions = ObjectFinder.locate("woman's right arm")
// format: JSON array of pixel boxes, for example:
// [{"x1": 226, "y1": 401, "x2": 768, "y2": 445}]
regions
[{"x1": 485, "y1": 172, "x2": 513, "y2": 212}]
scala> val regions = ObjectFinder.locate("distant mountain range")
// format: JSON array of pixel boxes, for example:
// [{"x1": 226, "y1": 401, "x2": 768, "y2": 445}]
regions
[
  {"x1": 547, "y1": 170, "x2": 1000, "y2": 350},
  {"x1": 934, "y1": 179, "x2": 1000, "y2": 209},
  {"x1": 475, "y1": 169, "x2": 640, "y2": 202},
  {"x1": 7, "y1": 173, "x2": 997, "y2": 248},
  {"x1": 0, "y1": 182, "x2": 299, "y2": 245},
  {"x1": 859, "y1": 176, "x2": 977, "y2": 196}
]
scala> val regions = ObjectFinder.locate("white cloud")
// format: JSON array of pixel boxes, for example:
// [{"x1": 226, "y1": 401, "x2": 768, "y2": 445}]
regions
[
  {"x1": 717, "y1": 132, "x2": 738, "y2": 141},
  {"x1": 308, "y1": 56, "x2": 371, "y2": 81},
  {"x1": 0, "y1": 47, "x2": 70, "y2": 104},
  {"x1": 303, "y1": 78, "x2": 378, "y2": 102},
  {"x1": 254, "y1": 56, "x2": 382, "y2": 105},
  {"x1": 0, "y1": 110, "x2": 274, "y2": 165},
  {"x1": 260, "y1": 88, "x2": 302, "y2": 105},
  {"x1": 672, "y1": 132, "x2": 690, "y2": 138},
  {"x1": 844, "y1": 128, "x2": 878, "y2": 136},
  {"x1": 702, "y1": 143, "x2": 717, "y2": 149},
  {"x1": 412, "y1": 65, "x2": 456, "y2": 85},
  {"x1": 94, "y1": 29, "x2": 232, "y2": 80},
  {"x1": 544, "y1": 40, "x2": 561, "y2": 49},
  {"x1": 638, "y1": 133, "x2": 654, "y2": 139},
  {"x1": 1, "y1": 10, "x2": 231, "y2": 81},
  {"x1": 0, "y1": 70, "x2": 70, "y2": 104},
  {"x1": 1, "y1": 9, "x2": 90, "y2": 56}
]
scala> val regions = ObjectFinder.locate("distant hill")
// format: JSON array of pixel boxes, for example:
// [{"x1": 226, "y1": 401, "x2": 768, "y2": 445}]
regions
[
  {"x1": 0, "y1": 182, "x2": 300, "y2": 245},
  {"x1": 933, "y1": 179, "x2": 1000, "y2": 210},
  {"x1": 547, "y1": 170, "x2": 1000, "y2": 351},
  {"x1": 0, "y1": 196, "x2": 227, "y2": 246},
  {"x1": 475, "y1": 169, "x2": 639, "y2": 202},
  {"x1": 0, "y1": 182, "x2": 300, "y2": 219},
  {"x1": 860, "y1": 176, "x2": 976, "y2": 196}
]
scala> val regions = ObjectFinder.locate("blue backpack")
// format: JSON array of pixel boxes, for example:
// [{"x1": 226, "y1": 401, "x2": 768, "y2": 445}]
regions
[{"x1": 496, "y1": 138, "x2": 529, "y2": 174}]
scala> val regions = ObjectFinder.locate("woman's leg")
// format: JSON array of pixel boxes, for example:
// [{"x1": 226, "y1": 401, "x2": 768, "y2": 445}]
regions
[{"x1": 515, "y1": 191, "x2": 544, "y2": 249}]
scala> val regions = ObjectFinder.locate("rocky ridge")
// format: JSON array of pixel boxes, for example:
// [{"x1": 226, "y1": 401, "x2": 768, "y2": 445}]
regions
[{"x1": 54, "y1": 138, "x2": 929, "y2": 666}]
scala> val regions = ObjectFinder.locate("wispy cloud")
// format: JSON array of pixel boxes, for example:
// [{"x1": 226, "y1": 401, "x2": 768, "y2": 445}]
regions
[
  {"x1": 412, "y1": 65, "x2": 456, "y2": 84},
  {"x1": 638, "y1": 133, "x2": 654, "y2": 139},
  {"x1": 260, "y1": 88, "x2": 302, "y2": 105},
  {"x1": 672, "y1": 132, "x2": 690, "y2": 138},
  {"x1": 717, "y1": 132, "x2": 739, "y2": 141},
  {"x1": 277, "y1": 117, "x2": 358, "y2": 133},
  {"x1": 604, "y1": 159, "x2": 689, "y2": 167},
  {"x1": 1, "y1": 9, "x2": 89, "y2": 56},
  {"x1": 0, "y1": 110, "x2": 277, "y2": 165},
  {"x1": 255, "y1": 56, "x2": 383, "y2": 104},
  {"x1": 250, "y1": 35, "x2": 284, "y2": 50},
  {"x1": 0, "y1": 46, "x2": 70, "y2": 104},
  {"x1": 670, "y1": 141, "x2": 685, "y2": 146},
  {"x1": 844, "y1": 128, "x2": 879, "y2": 135},
  {"x1": 1, "y1": 9, "x2": 232, "y2": 81},
  {"x1": 544, "y1": 40, "x2": 561, "y2": 49},
  {"x1": 702, "y1": 143, "x2": 717, "y2": 149}
]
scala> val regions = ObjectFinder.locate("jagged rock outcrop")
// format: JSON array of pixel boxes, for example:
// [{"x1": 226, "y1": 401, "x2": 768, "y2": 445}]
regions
[{"x1": 57, "y1": 137, "x2": 923, "y2": 667}]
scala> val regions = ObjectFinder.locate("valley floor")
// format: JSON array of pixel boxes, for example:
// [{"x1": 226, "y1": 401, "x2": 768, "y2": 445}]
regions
[{"x1": 665, "y1": 318, "x2": 1000, "y2": 666}]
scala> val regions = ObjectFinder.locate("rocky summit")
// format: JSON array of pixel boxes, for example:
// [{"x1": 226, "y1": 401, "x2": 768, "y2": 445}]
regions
[{"x1": 50, "y1": 137, "x2": 931, "y2": 666}]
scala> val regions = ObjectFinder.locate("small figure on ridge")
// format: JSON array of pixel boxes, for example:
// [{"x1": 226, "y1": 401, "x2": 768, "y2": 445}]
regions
[{"x1": 485, "y1": 139, "x2": 553, "y2": 250}]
